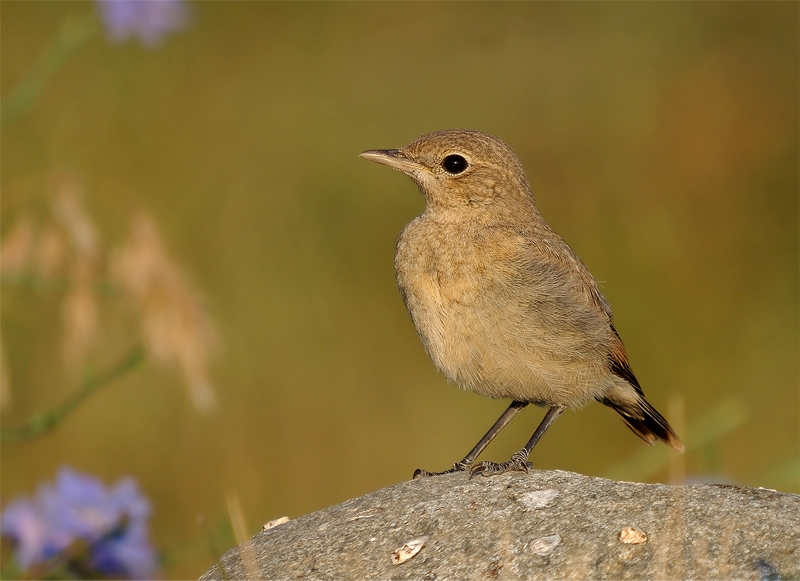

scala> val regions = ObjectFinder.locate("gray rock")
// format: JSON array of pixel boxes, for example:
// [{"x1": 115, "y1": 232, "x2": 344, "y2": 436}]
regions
[{"x1": 200, "y1": 470, "x2": 799, "y2": 580}]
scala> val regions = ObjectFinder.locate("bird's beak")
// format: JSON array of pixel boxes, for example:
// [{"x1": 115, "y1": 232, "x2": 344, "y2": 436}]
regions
[{"x1": 359, "y1": 149, "x2": 424, "y2": 176}]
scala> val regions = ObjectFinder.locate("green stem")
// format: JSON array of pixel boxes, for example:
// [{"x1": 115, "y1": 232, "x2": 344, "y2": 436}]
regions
[
  {"x1": 1, "y1": 11, "x2": 99, "y2": 127},
  {"x1": 0, "y1": 345, "x2": 146, "y2": 444}
]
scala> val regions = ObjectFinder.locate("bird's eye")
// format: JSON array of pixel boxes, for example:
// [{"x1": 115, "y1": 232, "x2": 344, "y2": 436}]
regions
[{"x1": 442, "y1": 154, "x2": 468, "y2": 174}]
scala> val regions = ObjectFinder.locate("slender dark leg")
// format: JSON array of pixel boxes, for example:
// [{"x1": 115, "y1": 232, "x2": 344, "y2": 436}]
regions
[
  {"x1": 413, "y1": 401, "x2": 529, "y2": 479},
  {"x1": 470, "y1": 404, "x2": 566, "y2": 478}
]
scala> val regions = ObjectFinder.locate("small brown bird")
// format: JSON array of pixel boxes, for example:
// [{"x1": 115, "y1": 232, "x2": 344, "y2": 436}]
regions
[{"x1": 361, "y1": 129, "x2": 683, "y2": 479}]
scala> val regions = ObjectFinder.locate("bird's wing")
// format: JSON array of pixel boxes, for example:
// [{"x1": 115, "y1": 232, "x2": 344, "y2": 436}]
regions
[
  {"x1": 522, "y1": 230, "x2": 614, "y2": 320},
  {"x1": 608, "y1": 324, "x2": 644, "y2": 396},
  {"x1": 516, "y1": 228, "x2": 645, "y2": 390}
]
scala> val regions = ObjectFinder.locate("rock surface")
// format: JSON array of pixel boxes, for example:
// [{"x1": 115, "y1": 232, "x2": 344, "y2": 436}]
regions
[{"x1": 200, "y1": 470, "x2": 799, "y2": 580}]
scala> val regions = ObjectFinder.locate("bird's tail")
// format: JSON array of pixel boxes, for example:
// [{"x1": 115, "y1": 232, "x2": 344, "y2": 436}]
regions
[{"x1": 599, "y1": 384, "x2": 684, "y2": 452}]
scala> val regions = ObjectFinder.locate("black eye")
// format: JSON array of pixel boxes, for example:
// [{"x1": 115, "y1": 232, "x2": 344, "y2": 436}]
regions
[{"x1": 442, "y1": 154, "x2": 468, "y2": 174}]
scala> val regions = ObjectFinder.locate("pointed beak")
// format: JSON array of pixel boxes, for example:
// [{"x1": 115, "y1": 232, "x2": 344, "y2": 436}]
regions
[{"x1": 359, "y1": 149, "x2": 424, "y2": 175}]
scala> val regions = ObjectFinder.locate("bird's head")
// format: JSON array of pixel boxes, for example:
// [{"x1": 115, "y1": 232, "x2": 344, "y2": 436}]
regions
[{"x1": 361, "y1": 129, "x2": 535, "y2": 219}]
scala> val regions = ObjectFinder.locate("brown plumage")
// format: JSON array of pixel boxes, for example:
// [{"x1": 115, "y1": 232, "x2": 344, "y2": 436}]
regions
[{"x1": 361, "y1": 129, "x2": 683, "y2": 478}]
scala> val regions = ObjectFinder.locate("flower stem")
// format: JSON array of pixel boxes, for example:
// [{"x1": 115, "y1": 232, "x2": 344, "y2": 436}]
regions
[
  {"x1": 0, "y1": 344, "x2": 146, "y2": 444},
  {"x1": 1, "y1": 11, "x2": 99, "y2": 127}
]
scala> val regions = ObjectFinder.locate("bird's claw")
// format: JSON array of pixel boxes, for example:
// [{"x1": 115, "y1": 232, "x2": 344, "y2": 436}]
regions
[
  {"x1": 412, "y1": 461, "x2": 470, "y2": 480},
  {"x1": 469, "y1": 450, "x2": 532, "y2": 479}
]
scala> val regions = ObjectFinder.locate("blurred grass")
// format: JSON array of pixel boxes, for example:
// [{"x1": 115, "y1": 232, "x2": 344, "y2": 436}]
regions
[
  {"x1": 603, "y1": 396, "x2": 748, "y2": 483},
  {"x1": 2, "y1": 2, "x2": 798, "y2": 578}
]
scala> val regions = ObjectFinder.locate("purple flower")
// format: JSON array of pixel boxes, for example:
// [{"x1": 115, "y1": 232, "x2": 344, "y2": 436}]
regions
[
  {"x1": 1, "y1": 468, "x2": 157, "y2": 579},
  {"x1": 96, "y1": 0, "x2": 189, "y2": 48}
]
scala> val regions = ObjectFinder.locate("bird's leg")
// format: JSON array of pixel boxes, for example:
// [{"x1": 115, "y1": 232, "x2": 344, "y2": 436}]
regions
[
  {"x1": 471, "y1": 404, "x2": 565, "y2": 478},
  {"x1": 413, "y1": 401, "x2": 528, "y2": 479}
]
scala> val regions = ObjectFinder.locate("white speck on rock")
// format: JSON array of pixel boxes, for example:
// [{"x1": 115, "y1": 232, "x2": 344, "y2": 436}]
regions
[
  {"x1": 262, "y1": 516, "x2": 289, "y2": 531},
  {"x1": 530, "y1": 534, "x2": 561, "y2": 556},
  {"x1": 619, "y1": 526, "x2": 647, "y2": 544},
  {"x1": 519, "y1": 489, "x2": 559, "y2": 509},
  {"x1": 391, "y1": 536, "x2": 428, "y2": 565}
]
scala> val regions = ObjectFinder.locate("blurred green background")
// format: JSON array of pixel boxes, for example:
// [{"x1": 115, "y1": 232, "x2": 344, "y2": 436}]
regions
[{"x1": 2, "y1": 2, "x2": 798, "y2": 578}]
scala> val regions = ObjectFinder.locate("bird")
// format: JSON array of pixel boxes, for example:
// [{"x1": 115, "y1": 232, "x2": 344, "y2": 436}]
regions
[{"x1": 360, "y1": 129, "x2": 683, "y2": 479}]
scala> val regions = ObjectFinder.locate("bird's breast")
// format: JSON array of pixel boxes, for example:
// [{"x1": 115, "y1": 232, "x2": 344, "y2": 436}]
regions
[
  {"x1": 395, "y1": 219, "x2": 527, "y2": 396},
  {"x1": 394, "y1": 216, "x2": 614, "y2": 404}
]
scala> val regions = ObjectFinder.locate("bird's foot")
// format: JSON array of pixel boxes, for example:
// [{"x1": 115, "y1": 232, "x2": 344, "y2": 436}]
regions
[
  {"x1": 412, "y1": 462, "x2": 470, "y2": 480},
  {"x1": 469, "y1": 450, "x2": 531, "y2": 479}
]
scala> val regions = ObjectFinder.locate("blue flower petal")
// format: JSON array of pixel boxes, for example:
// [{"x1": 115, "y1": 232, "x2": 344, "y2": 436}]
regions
[
  {"x1": 96, "y1": 0, "x2": 189, "y2": 47},
  {"x1": 1, "y1": 467, "x2": 158, "y2": 579}
]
